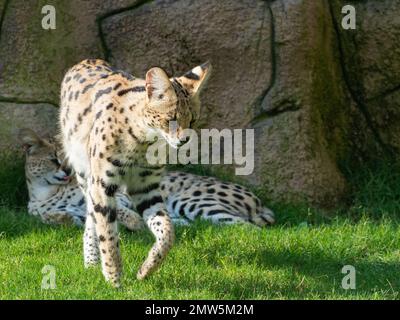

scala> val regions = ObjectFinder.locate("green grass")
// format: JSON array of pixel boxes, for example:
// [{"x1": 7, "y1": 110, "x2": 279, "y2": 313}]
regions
[{"x1": 0, "y1": 157, "x2": 399, "y2": 299}]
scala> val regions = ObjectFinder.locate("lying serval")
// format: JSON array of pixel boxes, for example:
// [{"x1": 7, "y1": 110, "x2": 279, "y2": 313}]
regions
[{"x1": 18, "y1": 128, "x2": 144, "y2": 230}]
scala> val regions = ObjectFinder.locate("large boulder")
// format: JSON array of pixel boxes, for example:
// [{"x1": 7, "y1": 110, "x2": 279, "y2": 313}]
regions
[
  {"x1": 249, "y1": 0, "x2": 351, "y2": 205},
  {"x1": 331, "y1": 0, "x2": 400, "y2": 153},
  {"x1": 0, "y1": 0, "x2": 142, "y2": 103},
  {"x1": 0, "y1": 102, "x2": 58, "y2": 150},
  {"x1": 0, "y1": 0, "x2": 399, "y2": 207},
  {"x1": 102, "y1": 0, "x2": 273, "y2": 129},
  {"x1": 103, "y1": 0, "x2": 349, "y2": 205}
]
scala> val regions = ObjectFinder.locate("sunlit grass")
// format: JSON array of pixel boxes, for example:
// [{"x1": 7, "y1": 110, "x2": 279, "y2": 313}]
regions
[{"x1": 0, "y1": 157, "x2": 399, "y2": 299}]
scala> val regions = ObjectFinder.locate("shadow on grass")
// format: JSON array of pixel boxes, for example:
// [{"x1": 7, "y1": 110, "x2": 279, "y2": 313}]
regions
[
  {"x1": 0, "y1": 152, "x2": 27, "y2": 210},
  {"x1": 145, "y1": 238, "x2": 400, "y2": 299},
  {"x1": 141, "y1": 242, "x2": 400, "y2": 299},
  {"x1": 243, "y1": 248, "x2": 399, "y2": 296}
]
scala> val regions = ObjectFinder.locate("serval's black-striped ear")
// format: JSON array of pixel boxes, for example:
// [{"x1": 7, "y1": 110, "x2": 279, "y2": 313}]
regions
[
  {"x1": 145, "y1": 67, "x2": 177, "y2": 109},
  {"x1": 177, "y1": 61, "x2": 212, "y2": 96},
  {"x1": 17, "y1": 128, "x2": 44, "y2": 154}
]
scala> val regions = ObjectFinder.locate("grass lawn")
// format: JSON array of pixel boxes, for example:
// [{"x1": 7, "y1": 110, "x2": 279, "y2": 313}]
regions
[{"x1": 0, "y1": 155, "x2": 399, "y2": 299}]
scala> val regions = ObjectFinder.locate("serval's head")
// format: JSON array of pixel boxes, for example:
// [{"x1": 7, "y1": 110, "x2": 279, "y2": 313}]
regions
[
  {"x1": 143, "y1": 62, "x2": 211, "y2": 148},
  {"x1": 18, "y1": 129, "x2": 71, "y2": 200}
]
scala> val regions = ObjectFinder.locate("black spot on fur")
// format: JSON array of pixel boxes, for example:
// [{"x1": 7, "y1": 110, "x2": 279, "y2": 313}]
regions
[
  {"x1": 136, "y1": 196, "x2": 163, "y2": 215},
  {"x1": 96, "y1": 110, "x2": 103, "y2": 119},
  {"x1": 93, "y1": 204, "x2": 117, "y2": 221},
  {"x1": 233, "y1": 193, "x2": 245, "y2": 200},
  {"x1": 194, "y1": 209, "x2": 203, "y2": 218},
  {"x1": 94, "y1": 87, "x2": 112, "y2": 102},
  {"x1": 220, "y1": 198, "x2": 229, "y2": 205},
  {"x1": 184, "y1": 70, "x2": 200, "y2": 80},
  {"x1": 117, "y1": 86, "x2": 146, "y2": 96},
  {"x1": 111, "y1": 159, "x2": 123, "y2": 167},
  {"x1": 179, "y1": 203, "x2": 187, "y2": 216},
  {"x1": 105, "y1": 170, "x2": 115, "y2": 177},
  {"x1": 198, "y1": 203, "x2": 214, "y2": 208},
  {"x1": 139, "y1": 170, "x2": 153, "y2": 177},
  {"x1": 172, "y1": 200, "x2": 178, "y2": 211},
  {"x1": 128, "y1": 127, "x2": 138, "y2": 141},
  {"x1": 208, "y1": 209, "x2": 231, "y2": 216},
  {"x1": 83, "y1": 104, "x2": 92, "y2": 115},
  {"x1": 104, "y1": 184, "x2": 118, "y2": 197},
  {"x1": 82, "y1": 83, "x2": 95, "y2": 94},
  {"x1": 78, "y1": 197, "x2": 85, "y2": 206}
]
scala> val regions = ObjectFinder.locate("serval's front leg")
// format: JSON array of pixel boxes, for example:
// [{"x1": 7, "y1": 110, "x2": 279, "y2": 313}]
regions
[
  {"x1": 115, "y1": 194, "x2": 145, "y2": 231},
  {"x1": 137, "y1": 202, "x2": 175, "y2": 280},
  {"x1": 87, "y1": 175, "x2": 122, "y2": 287}
]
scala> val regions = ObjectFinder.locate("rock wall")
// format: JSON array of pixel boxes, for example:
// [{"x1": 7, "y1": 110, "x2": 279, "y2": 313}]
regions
[{"x1": 0, "y1": 0, "x2": 398, "y2": 206}]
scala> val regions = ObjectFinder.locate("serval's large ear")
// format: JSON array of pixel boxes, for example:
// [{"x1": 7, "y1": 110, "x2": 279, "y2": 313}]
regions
[
  {"x1": 17, "y1": 128, "x2": 44, "y2": 154},
  {"x1": 177, "y1": 61, "x2": 212, "y2": 97},
  {"x1": 145, "y1": 67, "x2": 177, "y2": 109}
]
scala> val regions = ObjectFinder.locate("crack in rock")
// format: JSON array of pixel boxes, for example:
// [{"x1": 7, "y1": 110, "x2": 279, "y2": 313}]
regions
[
  {"x1": 97, "y1": 0, "x2": 153, "y2": 61},
  {"x1": 327, "y1": 0, "x2": 394, "y2": 156},
  {"x1": 0, "y1": 0, "x2": 11, "y2": 44},
  {"x1": 251, "y1": 2, "x2": 277, "y2": 120},
  {"x1": 0, "y1": 96, "x2": 59, "y2": 108}
]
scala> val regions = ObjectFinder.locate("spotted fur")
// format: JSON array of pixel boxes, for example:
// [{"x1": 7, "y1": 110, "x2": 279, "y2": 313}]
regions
[
  {"x1": 18, "y1": 128, "x2": 144, "y2": 230},
  {"x1": 59, "y1": 59, "x2": 211, "y2": 286},
  {"x1": 20, "y1": 130, "x2": 275, "y2": 229},
  {"x1": 161, "y1": 172, "x2": 275, "y2": 226}
]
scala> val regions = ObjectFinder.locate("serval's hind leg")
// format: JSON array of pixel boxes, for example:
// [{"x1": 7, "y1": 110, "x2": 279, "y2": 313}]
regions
[
  {"x1": 137, "y1": 203, "x2": 175, "y2": 280},
  {"x1": 87, "y1": 179, "x2": 122, "y2": 287},
  {"x1": 74, "y1": 175, "x2": 100, "y2": 267}
]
